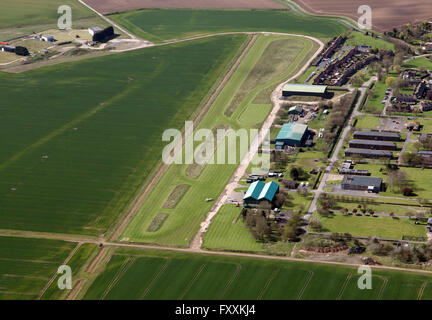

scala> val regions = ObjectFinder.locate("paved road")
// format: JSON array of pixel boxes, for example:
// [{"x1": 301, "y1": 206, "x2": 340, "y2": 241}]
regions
[{"x1": 308, "y1": 76, "x2": 378, "y2": 215}]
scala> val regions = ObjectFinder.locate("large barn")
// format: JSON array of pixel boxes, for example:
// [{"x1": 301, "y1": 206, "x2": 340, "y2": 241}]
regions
[
  {"x1": 275, "y1": 123, "x2": 308, "y2": 149},
  {"x1": 243, "y1": 181, "x2": 279, "y2": 208},
  {"x1": 282, "y1": 84, "x2": 328, "y2": 97}
]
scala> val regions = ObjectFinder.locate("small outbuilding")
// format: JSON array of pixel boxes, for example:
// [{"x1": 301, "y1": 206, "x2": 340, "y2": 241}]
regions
[
  {"x1": 287, "y1": 105, "x2": 303, "y2": 115},
  {"x1": 41, "y1": 35, "x2": 54, "y2": 42}
]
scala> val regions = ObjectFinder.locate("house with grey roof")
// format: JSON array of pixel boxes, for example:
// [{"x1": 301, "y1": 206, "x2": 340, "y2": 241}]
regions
[{"x1": 341, "y1": 176, "x2": 383, "y2": 193}]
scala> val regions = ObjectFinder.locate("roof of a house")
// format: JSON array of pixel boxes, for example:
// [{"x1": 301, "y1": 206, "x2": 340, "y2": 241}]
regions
[
  {"x1": 243, "y1": 181, "x2": 279, "y2": 202},
  {"x1": 342, "y1": 175, "x2": 382, "y2": 188},
  {"x1": 276, "y1": 123, "x2": 308, "y2": 142},
  {"x1": 282, "y1": 84, "x2": 328, "y2": 94},
  {"x1": 345, "y1": 148, "x2": 393, "y2": 156},
  {"x1": 353, "y1": 131, "x2": 400, "y2": 138},
  {"x1": 349, "y1": 139, "x2": 397, "y2": 147}
]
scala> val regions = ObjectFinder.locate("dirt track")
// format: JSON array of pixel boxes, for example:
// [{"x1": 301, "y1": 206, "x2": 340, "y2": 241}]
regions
[
  {"x1": 83, "y1": 0, "x2": 285, "y2": 14},
  {"x1": 292, "y1": 0, "x2": 432, "y2": 31}
]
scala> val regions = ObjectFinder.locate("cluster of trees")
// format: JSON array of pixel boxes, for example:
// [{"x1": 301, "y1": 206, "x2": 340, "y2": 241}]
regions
[
  {"x1": 321, "y1": 91, "x2": 358, "y2": 152},
  {"x1": 385, "y1": 21, "x2": 432, "y2": 45},
  {"x1": 368, "y1": 237, "x2": 432, "y2": 265},
  {"x1": 270, "y1": 150, "x2": 290, "y2": 169},
  {"x1": 242, "y1": 208, "x2": 304, "y2": 243}
]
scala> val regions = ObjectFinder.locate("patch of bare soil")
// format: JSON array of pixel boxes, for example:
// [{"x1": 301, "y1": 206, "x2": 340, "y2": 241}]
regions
[{"x1": 292, "y1": 0, "x2": 432, "y2": 31}]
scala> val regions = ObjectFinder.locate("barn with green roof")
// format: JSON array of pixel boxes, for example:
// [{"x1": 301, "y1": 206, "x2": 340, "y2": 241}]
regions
[
  {"x1": 243, "y1": 181, "x2": 279, "y2": 208},
  {"x1": 275, "y1": 123, "x2": 308, "y2": 148}
]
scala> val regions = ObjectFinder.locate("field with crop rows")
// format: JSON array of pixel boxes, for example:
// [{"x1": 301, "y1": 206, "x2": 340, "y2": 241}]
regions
[
  {"x1": 121, "y1": 34, "x2": 319, "y2": 246},
  {"x1": 0, "y1": 236, "x2": 78, "y2": 300},
  {"x1": 84, "y1": 249, "x2": 432, "y2": 300},
  {"x1": 0, "y1": 35, "x2": 245, "y2": 235},
  {"x1": 110, "y1": 9, "x2": 348, "y2": 43}
]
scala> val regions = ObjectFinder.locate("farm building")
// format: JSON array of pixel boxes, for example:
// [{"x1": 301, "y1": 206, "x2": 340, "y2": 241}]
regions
[
  {"x1": 345, "y1": 148, "x2": 393, "y2": 159},
  {"x1": 275, "y1": 123, "x2": 308, "y2": 148},
  {"x1": 282, "y1": 84, "x2": 328, "y2": 98},
  {"x1": 88, "y1": 27, "x2": 102, "y2": 36},
  {"x1": 14, "y1": 46, "x2": 29, "y2": 56},
  {"x1": 287, "y1": 105, "x2": 303, "y2": 115},
  {"x1": 341, "y1": 176, "x2": 383, "y2": 193},
  {"x1": 348, "y1": 139, "x2": 397, "y2": 151},
  {"x1": 41, "y1": 35, "x2": 54, "y2": 42},
  {"x1": 0, "y1": 46, "x2": 14, "y2": 53},
  {"x1": 92, "y1": 26, "x2": 115, "y2": 42},
  {"x1": 353, "y1": 131, "x2": 401, "y2": 141},
  {"x1": 243, "y1": 181, "x2": 279, "y2": 208}
]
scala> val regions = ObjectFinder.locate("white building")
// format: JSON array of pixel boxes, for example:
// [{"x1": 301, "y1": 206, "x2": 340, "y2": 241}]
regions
[
  {"x1": 41, "y1": 35, "x2": 54, "y2": 42},
  {"x1": 88, "y1": 27, "x2": 102, "y2": 36}
]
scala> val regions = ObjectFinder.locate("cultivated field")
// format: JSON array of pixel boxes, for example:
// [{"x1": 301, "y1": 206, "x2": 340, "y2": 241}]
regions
[
  {"x1": 110, "y1": 9, "x2": 348, "y2": 43},
  {"x1": 83, "y1": 249, "x2": 432, "y2": 300},
  {"x1": 292, "y1": 0, "x2": 432, "y2": 31},
  {"x1": 83, "y1": 0, "x2": 285, "y2": 13},
  {"x1": 121, "y1": 34, "x2": 319, "y2": 246},
  {"x1": 0, "y1": 35, "x2": 245, "y2": 235},
  {"x1": 0, "y1": 236, "x2": 77, "y2": 300}
]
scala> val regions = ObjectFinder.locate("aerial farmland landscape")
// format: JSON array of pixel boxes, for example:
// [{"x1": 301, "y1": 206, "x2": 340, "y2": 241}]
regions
[{"x1": 2, "y1": 0, "x2": 432, "y2": 312}]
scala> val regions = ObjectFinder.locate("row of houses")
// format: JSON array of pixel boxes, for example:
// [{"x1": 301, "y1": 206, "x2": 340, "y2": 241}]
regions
[
  {"x1": 311, "y1": 36, "x2": 346, "y2": 66},
  {"x1": 314, "y1": 48, "x2": 389, "y2": 86}
]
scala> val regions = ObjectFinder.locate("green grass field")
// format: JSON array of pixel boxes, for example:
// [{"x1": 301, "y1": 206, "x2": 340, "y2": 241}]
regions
[
  {"x1": 0, "y1": 236, "x2": 78, "y2": 300},
  {"x1": 402, "y1": 57, "x2": 432, "y2": 70},
  {"x1": 110, "y1": 9, "x2": 348, "y2": 43},
  {"x1": 346, "y1": 32, "x2": 395, "y2": 50},
  {"x1": 354, "y1": 115, "x2": 382, "y2": 130},
  {"x1": 0, "y1": 0, "x2": 106, "y2": 40},
  {"x1": 316, "y1": 212, "x2": 425, "y2": 240},
  {"x1": 0, "y1": 35, "x2": 246, "y2": 235},
  {"x1": 83, "y1": 249, "x2": 432, "y2": 300},
  {"x1": 202, "y1": 205, "x2": 266, "y2": 252},
  {"x1": 122, "y1": 34, "x2": 319, "y2": 246}
]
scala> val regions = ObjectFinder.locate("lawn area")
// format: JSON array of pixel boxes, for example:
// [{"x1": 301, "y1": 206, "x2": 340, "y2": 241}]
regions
[
  {"x1": 353, "y1": 115, "x2": 382, "y2": 130},
  {"x1": 0, "y1": 35, "x2": 246, "y2": 235},
  {"x1": 363, "y1": 80, "x2": 388, "y2": 114},
  {"x1": 402, "y1": 57, "x2": 432, "y2": 70},
  {"x1": 0, "y1": 236, "x2": 77, "y2": 300},
  {"x1": 110, "y1": 9, "x2": 348, "y2": 43},
  {"x1": 83, "y1": 248, "x2": 432, "y2": 300},
  {"x1": 346, "y1": 31, "x2": 395, "y2": 50},
  {"x1": 122, "y1": 34, "x2": 320, "y2": 246},
  {"x1": 202, "y1": 205, "x2": 266, "y2": 252},
  {"x1": 352, "y1": 163, "x2": 432, "y2": 199},
  {"x1": 316, "y1": 212, "x2": 425, "y2": 240}
]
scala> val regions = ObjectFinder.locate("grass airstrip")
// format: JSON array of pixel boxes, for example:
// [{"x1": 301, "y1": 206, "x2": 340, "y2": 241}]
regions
[{"x1": 121, "y1": 34, "x2": 319, "y2": 246}]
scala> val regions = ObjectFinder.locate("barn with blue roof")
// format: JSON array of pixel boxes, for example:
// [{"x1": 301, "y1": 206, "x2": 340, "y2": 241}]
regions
[{"x1": 243, "y1": 181, "x2": 279, "y2": 208}]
